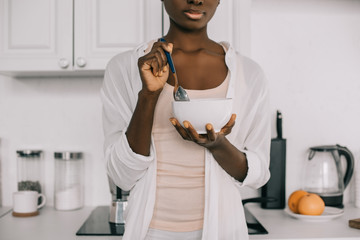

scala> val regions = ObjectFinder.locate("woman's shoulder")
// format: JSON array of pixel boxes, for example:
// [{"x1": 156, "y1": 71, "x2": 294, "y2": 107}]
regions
[
  {"x1": 229, "y1": 49, "x2": 268, "y2": 91},
  {"x1": 240, "y1": 55, "x2": 265, "y2": 80},
  {"x1": 106, "y1": 50, "x2": 133, "y2": 70},
  {"x1": 221, "y1": 42, "x2": 263, "y2": 74},
  {"x1": 221, "y1": 42, "x2": 266, "y2": 84}
]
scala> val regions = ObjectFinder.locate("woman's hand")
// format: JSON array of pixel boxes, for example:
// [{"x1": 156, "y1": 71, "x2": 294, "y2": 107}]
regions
[
  {"x1": 169, "y1": 114, "x2": 237, "y2": 149},
  {"x1": 169, "y1": 114, "x2": 248, "y2": 181},
  {"x1": 138, "y1": 41, "x2": 173, "y2": 94}
]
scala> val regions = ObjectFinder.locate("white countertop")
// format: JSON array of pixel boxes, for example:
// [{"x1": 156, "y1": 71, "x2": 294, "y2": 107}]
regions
[
  {"x1": 0, "y1": 207, "x2": 11, "y2": 218},
  {"x1": 0, "y1": 206, "x2": 121, "y2": 240},
  {"x1": 0, "y1": 204, "x2": 359, "y2": 240},
  {"x1": 247, "y1": 203, "x2": 360, "y2": 240}
]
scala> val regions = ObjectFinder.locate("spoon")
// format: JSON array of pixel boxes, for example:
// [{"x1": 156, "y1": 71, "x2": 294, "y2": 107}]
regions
[{"x1": 160, "y1": 38, "x2": 190, "y2": 101}]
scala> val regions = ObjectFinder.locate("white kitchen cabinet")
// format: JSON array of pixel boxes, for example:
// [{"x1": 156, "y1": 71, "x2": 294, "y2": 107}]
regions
[
  {"x1": 0, "y1": 0, "x2": 73, "y2": 75},
  {"x1": 0, "y1": 0, "x2": 162, "y2": 76},
  {"x1": 73, "y1": 0, "x2": 162, "y2": 72},
  {"x1": 0, "y1": 0, "x2": 250, "y2": 77}
]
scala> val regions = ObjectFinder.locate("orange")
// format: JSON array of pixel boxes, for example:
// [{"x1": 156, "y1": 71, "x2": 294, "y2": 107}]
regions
[
  {"x1": 297, "y1": 193, "x2": 325, "y2": 215},
  {"x1": 288, "y1": 190, "x2": 308, "y2": 213}
]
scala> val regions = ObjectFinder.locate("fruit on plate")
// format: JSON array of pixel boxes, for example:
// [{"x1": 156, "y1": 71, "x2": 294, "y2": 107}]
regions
[
  {"x1": 288, "y1": 190, "x2": 308, "y2": 213},
  {"x1": 297, "y1": 193, "x2": 325, "y2": 216}
]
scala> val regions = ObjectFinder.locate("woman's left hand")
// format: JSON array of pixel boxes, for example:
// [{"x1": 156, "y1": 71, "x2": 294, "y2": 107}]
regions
[{"x1": 169, "y1": 114, "x2": 237, "y2": 149}]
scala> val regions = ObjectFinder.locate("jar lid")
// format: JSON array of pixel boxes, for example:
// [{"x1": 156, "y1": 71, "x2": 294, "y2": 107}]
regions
[
  {"x1": 54, "y1": 152, "x2": 83, "y2": 160},
  {"x1": 16, "y1": 150, "x2": 43, "y2": 157}
]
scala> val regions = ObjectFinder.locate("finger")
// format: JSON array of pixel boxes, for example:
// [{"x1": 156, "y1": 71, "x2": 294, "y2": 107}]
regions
[
  {"x1": 206, "y1": 124, "x2": 216, "y2": 141},
  {"x1": 141, "y1": 61, "x2": 152, "y2": 71},
  {"x1": 156, "y1": 48, "x2": 167, "y2": 67},
  {"x1": 183, "y1": 121, "x2": 200, "y2": 141},
  {"x1": 170, "y1": 118, "x2": 189, "y2": 140},
  {"x1": 161, "y1": 65, "x2": 168, "y2": 76},
  {"x1": 166, "y1": 43, "x2": 173, "y2": 53},
  {"x1": 154, "y1": 51, "x2": 164, "y2": 76},
  {"x1": 150, "y1": 57, "x2": 160, "y2": 77},
  {"x1": 220, "y1": 113, "x2": 236, "y2": 135},
  {"x1": 160, "y1": 42, "x2": 173, "y2": 53},
  {"x1": 155, "y1": 40, "x2": 173, "y2": 54}
]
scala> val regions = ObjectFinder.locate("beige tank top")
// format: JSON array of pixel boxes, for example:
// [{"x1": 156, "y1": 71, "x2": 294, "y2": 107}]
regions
[{"x1": 149, "y1": 73, "x2": 229, "y2": 232}]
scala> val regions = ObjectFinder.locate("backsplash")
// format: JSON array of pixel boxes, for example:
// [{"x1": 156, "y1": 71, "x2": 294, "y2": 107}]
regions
[
  {"x1": 0, "y1": 76, "x2": 110, "y2": 206},
  {"x1": 251, "y1": 0, "x2": 360, "y2": 202}
]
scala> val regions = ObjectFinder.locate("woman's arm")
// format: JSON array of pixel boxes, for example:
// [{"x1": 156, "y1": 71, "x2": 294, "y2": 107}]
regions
[
  {"x1": 204, "y1": 125, "x2": 249, "y2": 182},
  {"x1": 125, "y1": 90, "x2": 160, "y2": 156},
  {"x1": 101, "y1": 41, "x2": 173, "y2": 190},
  {"x1": 170, "y1": 114, "x2": 248, "y2": 181},
  {"x1": 125, "y1": 41, "x2": 172, "y2": 156}
]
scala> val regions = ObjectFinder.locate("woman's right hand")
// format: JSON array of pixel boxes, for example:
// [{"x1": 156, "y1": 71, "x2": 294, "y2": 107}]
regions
[{"x1": 138, "y1": 41, "x2": 173, "y2": 94}]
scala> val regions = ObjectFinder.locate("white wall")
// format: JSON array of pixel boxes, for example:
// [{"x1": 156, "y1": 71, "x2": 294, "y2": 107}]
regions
[
  {"x1": 1, "y1": 0, "x2": 360, "y2": 207},
  {"x1": 0, "y1": 75, "x2": 110, "y2": 206},
  {"x1": 251, "y1": 0, "x2": 360, "y2": 201}
]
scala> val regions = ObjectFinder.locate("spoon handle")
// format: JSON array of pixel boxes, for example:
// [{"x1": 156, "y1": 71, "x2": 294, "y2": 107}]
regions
[{"x1": 159, "y1": 38, "x2": 176, "y2": 73}]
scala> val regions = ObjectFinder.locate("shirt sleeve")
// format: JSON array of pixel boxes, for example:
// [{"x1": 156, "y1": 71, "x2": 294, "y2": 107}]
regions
[
  {"x1": 240, "y1": 77, "x2": 271, "y2": 189},
  {"x1": 232, "y1": 57, "x2": 271, "y2": 190},
  {"x1": 100, "y1": 50, "x2": 155, "y2": 191}
]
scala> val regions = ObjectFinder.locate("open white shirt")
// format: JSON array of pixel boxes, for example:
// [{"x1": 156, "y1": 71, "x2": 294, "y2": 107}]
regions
[{"x1": 101, "y1": 40, "x2": 271, "y2": 240}]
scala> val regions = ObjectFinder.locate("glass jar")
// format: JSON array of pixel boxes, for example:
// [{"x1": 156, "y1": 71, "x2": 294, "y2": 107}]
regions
[
  {"x1": 16, "y1": 150, "x2": 44, "y2": 195},
  {"x1": 54, "y1": 152, "x2": 84, "y2": 211}
]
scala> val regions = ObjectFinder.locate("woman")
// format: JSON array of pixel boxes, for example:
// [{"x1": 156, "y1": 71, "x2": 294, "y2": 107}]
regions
[{"x1": 101, "y1": 0, "x2": 270, "y2": 239}]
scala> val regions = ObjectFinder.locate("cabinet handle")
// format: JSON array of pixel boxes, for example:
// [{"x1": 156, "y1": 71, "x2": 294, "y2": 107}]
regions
[
  {"x1": 58, "y1": 58, "x2": 70, "y2": 69},
  {"x1": 76, "y1": 57, "x2": 87, "y2": 68}
]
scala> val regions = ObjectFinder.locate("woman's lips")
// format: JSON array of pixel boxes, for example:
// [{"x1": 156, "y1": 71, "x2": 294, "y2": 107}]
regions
[{"x1": 184, "y1": 10, "x2": 204, "y2": 20}]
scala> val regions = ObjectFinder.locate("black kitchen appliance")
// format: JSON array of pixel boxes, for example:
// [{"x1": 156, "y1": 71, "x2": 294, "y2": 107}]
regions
[
  {"x1": 77, "y1": 195, "x2": 269, "y2": 236},
  {"x1": 77, "y1": 177, "x2": 128, "y2": 236},
  {"x1": 76, "y1": 206, "x2": 124, "y2": 236},
  {"x1": 261, "y1": 110, "x2": 286, "y2": 209},
  {"x1": 76, "y1": 204, "x2": 268, "y2": 236}
]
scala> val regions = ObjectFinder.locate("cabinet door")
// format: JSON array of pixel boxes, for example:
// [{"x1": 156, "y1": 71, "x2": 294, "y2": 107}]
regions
[
  {"x1": 74, "y1": 0, "x2": 162, "y2": 71},
  {"x1": 0, "y1": 0, "x2": 73, "y2": 75},
  {"x1": 162, "y1": 0, "x2": 251, "y2": 56}
]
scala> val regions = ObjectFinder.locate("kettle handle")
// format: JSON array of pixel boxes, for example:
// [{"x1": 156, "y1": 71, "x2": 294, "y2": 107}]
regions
[{"x1": 337, "y1": 145, "x2": 355, "y2": 188}]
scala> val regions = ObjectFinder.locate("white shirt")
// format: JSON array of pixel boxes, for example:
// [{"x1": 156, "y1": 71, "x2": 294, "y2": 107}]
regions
[{"x1": 101, "y1": 40, "x2": 271, "y2": 240}]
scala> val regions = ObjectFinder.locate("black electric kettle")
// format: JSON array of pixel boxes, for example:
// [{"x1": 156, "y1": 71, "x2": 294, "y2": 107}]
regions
[{"x1": 302, "y1": 144, "x2": 354, "y2": 208}]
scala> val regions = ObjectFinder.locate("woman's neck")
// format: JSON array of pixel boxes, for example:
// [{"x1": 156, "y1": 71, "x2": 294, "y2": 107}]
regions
[{"x1": 164, "y1": 23, "x2": 213, "y2": 52}]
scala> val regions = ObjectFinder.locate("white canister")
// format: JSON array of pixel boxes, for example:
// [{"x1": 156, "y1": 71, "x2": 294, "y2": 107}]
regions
[{"x1": 54, "y1": 152, "x2": 84, "y2": 211}]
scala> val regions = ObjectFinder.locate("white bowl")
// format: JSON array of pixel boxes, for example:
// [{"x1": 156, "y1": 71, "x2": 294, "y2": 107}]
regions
[{"x1": 172, "y1": 98, "x2": 233, "y2": 134}]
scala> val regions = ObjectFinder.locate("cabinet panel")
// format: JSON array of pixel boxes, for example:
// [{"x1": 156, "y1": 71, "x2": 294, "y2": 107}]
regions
[
  {"x1": 96, "y1": 0, "x2": 143, "y2": 47},
  {"x1": 0, "y1": 0, "x2": 73, "y2": 73},
  {"x1": 74, "y1": 0, "x2": 162, "y2": 71},
  {"x1": 8, "y1": 0, "x2": 52, "y2": 49}
]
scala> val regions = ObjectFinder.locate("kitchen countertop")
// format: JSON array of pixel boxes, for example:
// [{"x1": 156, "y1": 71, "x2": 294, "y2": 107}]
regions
[
  {"x1": 0, "y1": 204, "x2": 359, "y2": 240},
  {"x1": 0, "y1": 206, "x2": 11, "y2": 218},
  {"x1": 247, "y1": 203, "x2": 360, "y2": 239},
  {"x1": 0, "y1": 206, "x2": 108, "y2": 240}
]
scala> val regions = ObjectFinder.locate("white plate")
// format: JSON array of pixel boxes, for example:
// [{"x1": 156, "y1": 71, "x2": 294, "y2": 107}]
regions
[{"x1": 284, "y1": 207, "x2": 344, "y2": 222}]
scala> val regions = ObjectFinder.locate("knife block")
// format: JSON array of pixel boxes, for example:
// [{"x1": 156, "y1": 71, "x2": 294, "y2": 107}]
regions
[{"x1": 261, "y1": 138, "x2": 286, "y2": 209}]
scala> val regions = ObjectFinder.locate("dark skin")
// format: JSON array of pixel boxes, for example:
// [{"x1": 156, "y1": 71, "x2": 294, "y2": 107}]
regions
[{"x1": 126, "y1": 0, "x2": 248, "y2": 181}]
